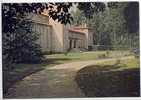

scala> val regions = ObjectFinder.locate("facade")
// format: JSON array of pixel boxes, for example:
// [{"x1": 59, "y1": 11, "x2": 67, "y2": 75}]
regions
[{"x1": 30, "y1": 13, "x2": 94, "y2": 53}]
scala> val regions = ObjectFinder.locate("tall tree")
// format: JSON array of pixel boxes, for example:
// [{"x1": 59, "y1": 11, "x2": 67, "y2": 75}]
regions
[
  {"x1": 73, "y1": 2, "x2": 139, "y2": 50},
  {"x1": 124, "y1": 2, "x2": 139, "y2": 33}
]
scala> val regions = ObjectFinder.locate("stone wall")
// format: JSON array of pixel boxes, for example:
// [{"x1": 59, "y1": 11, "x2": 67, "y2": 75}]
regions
[
  {"x1": 30, "y1": 13, "x2": 66, "y2": 53},
  {"x1": 30, "y1": 14, "x2": 53, "y2": 52},
  {"x1": 31, "y1": 22, "x2": 52, "y2": 52}
]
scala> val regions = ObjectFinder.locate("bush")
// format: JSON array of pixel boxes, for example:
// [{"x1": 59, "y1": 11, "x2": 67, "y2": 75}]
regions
[
  {"x1": 88, "y1": 46, "x2": 93, "y2": 51},
  {"x1": 2, "y1": 20, "x2": 44, "y2": 66},
  {"x1": 98, "y1": 54, "x2": 107, "y2": 59}
]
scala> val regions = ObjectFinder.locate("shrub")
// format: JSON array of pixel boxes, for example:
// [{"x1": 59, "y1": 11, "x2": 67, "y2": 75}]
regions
[
  {"x1": 2, "y1": 20, "x2": 44, "y2": 68},
  {"x1": 98, "y1": 54, "x2": 107, "y2": 59},
  {"x1": 88, "y1": 46, "x2": 93, "y2": 51}
]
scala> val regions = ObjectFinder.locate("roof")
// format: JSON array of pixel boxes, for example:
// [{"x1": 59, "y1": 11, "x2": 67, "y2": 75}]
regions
[
  {"x1": 31, "y1": 20, "x2": 52, "y2": 27},
  {"x1": 73, "y1": 27, "x2": 89, "y2": 29},
  {"x1": 68, "y1": 29, "x2": 85, "y2": 35},
  {"x1": 74, "y1": 27, "x2": 93, "y2": 30}
]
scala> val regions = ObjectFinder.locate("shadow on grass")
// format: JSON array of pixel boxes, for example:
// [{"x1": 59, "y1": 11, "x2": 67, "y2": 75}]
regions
[
  {"x1": 3, "y1": 57, "x2": 71, "y2": 96},
  {"x1": 75, "y1": 65, "x2": 140, "y2": 97}
]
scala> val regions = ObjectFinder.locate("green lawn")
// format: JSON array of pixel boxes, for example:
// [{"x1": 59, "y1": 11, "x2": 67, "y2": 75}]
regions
[
  {"x1": 47, "y1": 50, "x2": 132, "y2": 63},
  {"x1": 97, "y1": 56, "x2": 139, "y2": 69}
]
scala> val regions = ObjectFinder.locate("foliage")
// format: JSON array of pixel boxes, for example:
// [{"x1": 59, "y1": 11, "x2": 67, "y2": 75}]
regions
[
  {"x1": 73, "y1": 2, "x2": 139, "y2": 50},
  {"x1": 123, "y1": 2, "x2": 139, "y2": 49},
  {"x1": 2, "y1": 3, "x2": 73, "y2": 27},
  {"x1": 2, "y1": 4, "x2": 43, "y2": 70},
  {"x1": 124, "y1": 2, "x2": 139, "y2": 33},
  {"x1": 71, "y1": 9, "x2": 86, "y2": 25},
  {"x1": 2, "y1": 19, "x2": 44, "y2": 69},
  {"x1": 77, "y1": 2, "x2": 106, "y2": 19}
]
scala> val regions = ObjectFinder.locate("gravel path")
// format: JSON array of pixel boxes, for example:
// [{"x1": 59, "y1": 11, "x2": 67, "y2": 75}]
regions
[{"x1": 5, "y1": 56, "x2": 134, "y2": 98}]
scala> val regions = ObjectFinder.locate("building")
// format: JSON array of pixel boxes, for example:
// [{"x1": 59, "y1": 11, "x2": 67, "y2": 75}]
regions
[{"x1": 29, "y1": 13, "x2": 94, "y2": 53}]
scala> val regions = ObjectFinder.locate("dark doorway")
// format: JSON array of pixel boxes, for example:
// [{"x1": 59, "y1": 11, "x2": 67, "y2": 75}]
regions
[
  {"x1": 74, "y1": 40, "x2": 77, "y2": 48},
  {"x1": 69, "y1": 39, "x2": 72, "y2": 49}
]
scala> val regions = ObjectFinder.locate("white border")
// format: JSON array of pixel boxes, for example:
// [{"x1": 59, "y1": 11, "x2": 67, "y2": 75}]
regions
[
  {"x1": 0, "y1": 1, "x2": 2, "y2": 100},
  {"x1": 139, "y1": 0, "x2": 141, "y2": 97},
  {"x1": 0, "y1": 0, "x2": 141, "y2": 100},
  {"x1": 1, "y1": 0, "x2": 140, "y2": 3}
]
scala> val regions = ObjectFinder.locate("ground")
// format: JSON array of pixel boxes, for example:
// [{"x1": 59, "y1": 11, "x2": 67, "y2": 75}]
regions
[
  {"x1": 4, "y1": 51, "x2": 139, "y2": 98},
  {"x1": 75, "y1": 58, "x2": 140, "y2": 97}
]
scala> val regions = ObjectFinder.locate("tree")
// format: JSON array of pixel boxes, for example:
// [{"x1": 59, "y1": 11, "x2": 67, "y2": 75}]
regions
[
  {"x1": 73, "y1": 2, "x2": 139, "y2": 50},
  {"x1": 123, "y1": 2, "x2": 139, "y2": 49},
  {"x1": 2, "y1": 16, "x2": 44, "y2": 70},
  {"x1": 101, "y1": 4, "x2": 127, "y2": 49},
  {"x1": 71, "y1": 9, "x2": 87, "y2": 26},
  {"x1": 77, "y1": 2, "x2": 106, "y2": 19},
  {"x1": 124, "y1": 2, "x2": 139, "y2": 33}
]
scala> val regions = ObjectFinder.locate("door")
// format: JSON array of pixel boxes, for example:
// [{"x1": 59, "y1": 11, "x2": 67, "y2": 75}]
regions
[
  {"x1": 69, "y1": 39, "x2": 72, "y2": 49},
  {"x1": 74, "y1": 40, "x2": 77, "y2": 48}
]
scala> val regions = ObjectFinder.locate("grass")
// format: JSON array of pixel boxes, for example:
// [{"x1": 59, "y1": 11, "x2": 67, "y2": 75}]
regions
[
  {"x1": 3, "y1": 50, "x2": 135, "y2": 95},
  {"x1": 75, "y1": 57, "x2": 140, "y2": 97},
  {"x1": 47, "y1": 50, "x2": 132, "y2": 63},
  {"x1": 97, "y1": 56, "x2": 139, "y2": 69}
]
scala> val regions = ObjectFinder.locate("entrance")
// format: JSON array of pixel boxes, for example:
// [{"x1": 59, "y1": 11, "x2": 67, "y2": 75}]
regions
[
  {"x1": 69, "y1": 39, "x2": 72, "y2": 49},
  {"x1": 74, "y1": 40, "x2": 77, "y2": 48},
  {"x1": 69, "y1": 39, "x2": 78, "y2": 49}
]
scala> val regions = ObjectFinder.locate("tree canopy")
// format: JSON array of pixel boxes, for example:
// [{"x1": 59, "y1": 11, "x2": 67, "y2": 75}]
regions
[{"x1": 124, "y1": 2, "x2": 139, "y2": 33}]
